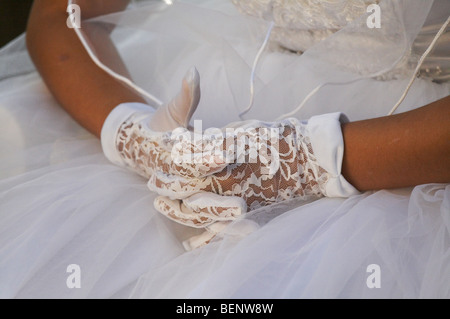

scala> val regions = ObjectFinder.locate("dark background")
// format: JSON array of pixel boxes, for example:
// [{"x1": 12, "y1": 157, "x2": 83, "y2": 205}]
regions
[{"x1": 0, "y1": 0, "x2": 34, "y2": 48}]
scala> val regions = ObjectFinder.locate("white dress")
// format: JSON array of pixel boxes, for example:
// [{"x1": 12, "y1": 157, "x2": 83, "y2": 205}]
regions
[{"x1": 0, "y1": 0, "x2": 449, "y2": 298}]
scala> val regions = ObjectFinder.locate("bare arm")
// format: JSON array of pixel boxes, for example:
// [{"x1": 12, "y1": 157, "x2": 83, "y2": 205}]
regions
[
  {"x1": 342, "y1": 95, "x2": 450, "y2": 191},
  {"x1": 26, "y1": 0, "x2": 145, "y2": 138}
]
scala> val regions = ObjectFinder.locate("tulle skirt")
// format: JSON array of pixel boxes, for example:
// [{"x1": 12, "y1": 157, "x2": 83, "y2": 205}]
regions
[{"x1": 0, "y1": 0, "x2": 449, "y2": 298}]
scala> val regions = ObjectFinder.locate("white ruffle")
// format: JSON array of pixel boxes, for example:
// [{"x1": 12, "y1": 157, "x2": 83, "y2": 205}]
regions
[{"x1": 306, "y1": 112, "x2": 360, "y2": 197}]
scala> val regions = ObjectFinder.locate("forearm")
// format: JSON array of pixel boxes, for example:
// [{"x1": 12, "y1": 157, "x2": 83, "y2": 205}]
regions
[
  {"x1": 342, "y1": 95, "x2": 450, "y2": 191},
  {"x1": 26, "y1": 0, "x2": 145, "y2": 138}
]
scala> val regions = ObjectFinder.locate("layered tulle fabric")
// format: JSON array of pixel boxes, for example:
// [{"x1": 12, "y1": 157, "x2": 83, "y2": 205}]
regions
[
  {"x1": 0, "y1": 0, "x2": 449, "y2": 298},
  {"x1": 131, "y1": 184, "x2": 450, "y2": 298}
]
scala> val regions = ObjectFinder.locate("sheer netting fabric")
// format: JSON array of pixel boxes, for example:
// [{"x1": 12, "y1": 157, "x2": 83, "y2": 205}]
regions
[
  {"x1": 68, "y1": 0, "x2": 449, "y2": 127},
  {"x1": 231, "y1": 0, "x2": 378, "y2": 53}
]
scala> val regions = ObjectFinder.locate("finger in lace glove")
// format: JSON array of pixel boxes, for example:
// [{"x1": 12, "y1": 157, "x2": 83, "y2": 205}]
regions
[{"x1": 154, "y1": 192, "x2": 246, "y2": 228}]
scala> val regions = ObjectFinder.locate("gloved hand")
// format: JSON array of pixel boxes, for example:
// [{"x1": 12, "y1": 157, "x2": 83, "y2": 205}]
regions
[{"x1": 100, "y1": 67, "x2": 246, "y2": 250}]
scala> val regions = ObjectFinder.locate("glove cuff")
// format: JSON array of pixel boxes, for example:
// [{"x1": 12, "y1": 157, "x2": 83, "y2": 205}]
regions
[
  {"x1": 101, "y1": 102, "x2": 155, "y2": 166},
  {"x1": 306, "y1": 112, "x2": 360, "y2": 197}
]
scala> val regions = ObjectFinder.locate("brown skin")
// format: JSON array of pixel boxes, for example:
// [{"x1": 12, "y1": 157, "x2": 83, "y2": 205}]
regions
[
  {"x1": 26, "y1": 0, "x2": 145, "y2": 137},
  {"x1": 341, "y1": 97, "x2": 450, "y2": 191},
  {"x1": 27, "y1": 0, "x2": 450, "y2": 192}
]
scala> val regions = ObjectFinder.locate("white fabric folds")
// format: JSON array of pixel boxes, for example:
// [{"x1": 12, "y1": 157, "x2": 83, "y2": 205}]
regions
[{"x1": 0, "y1": 1, "x2": 449, "y2": 298}]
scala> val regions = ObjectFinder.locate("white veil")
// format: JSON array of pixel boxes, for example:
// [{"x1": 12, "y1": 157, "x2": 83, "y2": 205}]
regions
[{"x1": 68, "y1": 0, "x2": 449, "y2": 126}]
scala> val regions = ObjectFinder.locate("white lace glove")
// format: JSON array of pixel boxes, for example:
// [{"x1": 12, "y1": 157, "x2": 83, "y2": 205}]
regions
[{"x1": 101, "y1": 68, "x2": 240, "y2": 249}]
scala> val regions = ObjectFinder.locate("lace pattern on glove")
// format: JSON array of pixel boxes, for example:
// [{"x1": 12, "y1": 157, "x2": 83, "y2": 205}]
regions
[
  {"x1": 143, "y1": 118, "x2": 331, "y2": 211},
  {"x1": 115, "y1": 114, "x2": 228, "y2": 180}
]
